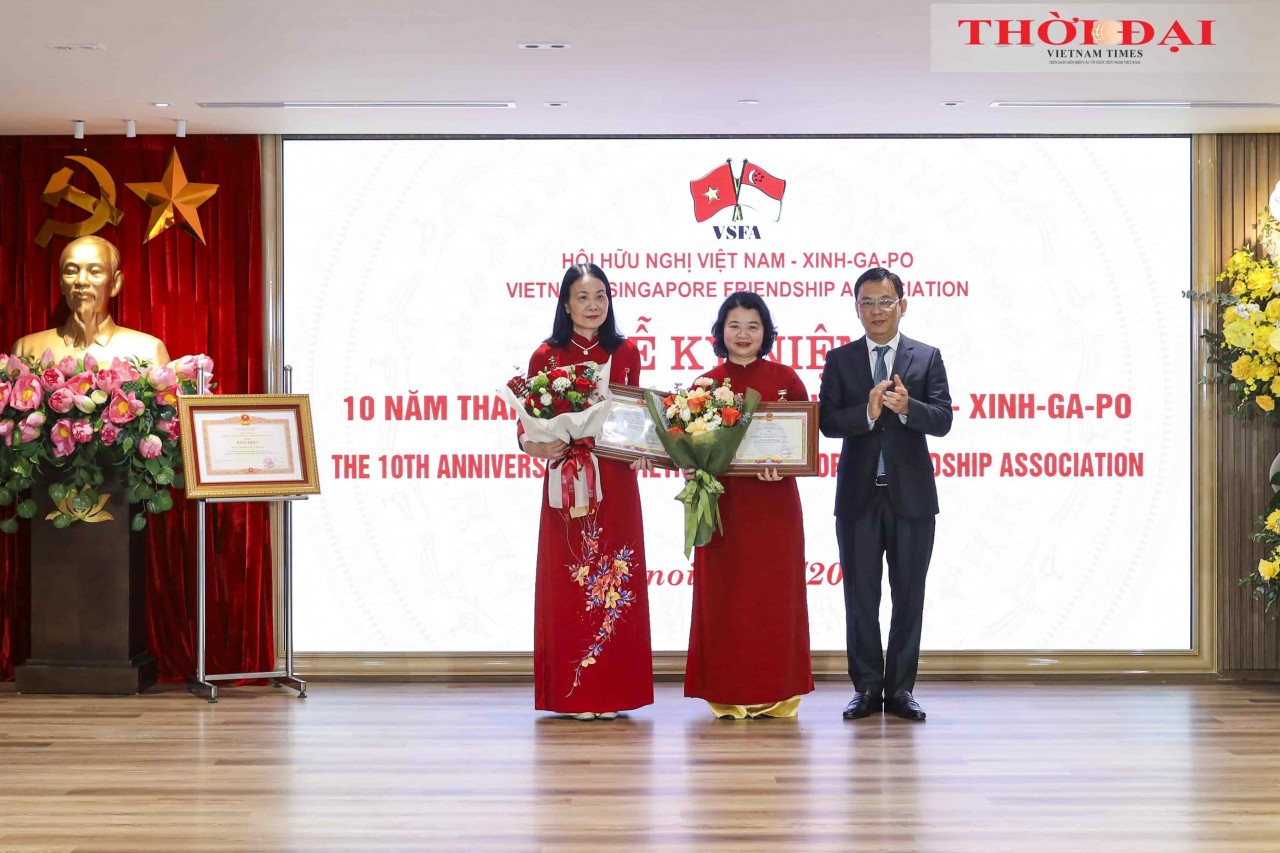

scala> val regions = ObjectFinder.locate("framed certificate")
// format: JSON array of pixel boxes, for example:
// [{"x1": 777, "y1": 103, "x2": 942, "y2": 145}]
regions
[
  {"x1": 593, "y1": 384, "x2": 820, "y2": 476},
  {"x1": 594, "y1": 384, "x2": 672, "y2": 467},
  {"x1": 177, "y1": 394, "x2": 322, "y2": 499},
  {"x1": 724, "y1": 401, "x2": 820, "y2": 476}
]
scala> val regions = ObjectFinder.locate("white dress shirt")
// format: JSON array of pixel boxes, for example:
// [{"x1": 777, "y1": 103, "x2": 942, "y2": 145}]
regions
[{"x1": 865, "y1": 333, "x2": 908, "y2": 427}]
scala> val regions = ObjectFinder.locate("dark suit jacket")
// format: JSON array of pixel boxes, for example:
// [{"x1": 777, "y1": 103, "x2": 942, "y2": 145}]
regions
[{"x1": 819, "y1": 335, "x2": 952, "y2": 519}]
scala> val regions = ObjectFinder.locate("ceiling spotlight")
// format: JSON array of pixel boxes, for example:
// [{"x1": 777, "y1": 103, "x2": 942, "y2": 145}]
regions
[
  {"x1": 176, "y1": 118, "x2": 187, "y2": 137},
  {"x1": 73, "y1": 119, "x2": 84, "y2": 139},
  {"x1": 544, "y1": 101, "x2": 567, "y2": 108},
  {"x1": 519, "y1": 43, "x2": 570, "y2": 49},
  {"x1": 940, "y1": 101, "x2": 964, "y2": 107},
  {"x1": 125, "y1": 118, "x2": 136, "y2": 138},
  {"x1": 152, "y1": 101, "x2": 170, "y2": 108},
  {"x1": 737, "y1": 99, "x2": 760, "y2": 106}
]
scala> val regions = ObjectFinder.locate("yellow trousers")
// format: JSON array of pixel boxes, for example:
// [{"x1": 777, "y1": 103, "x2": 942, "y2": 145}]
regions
[{"x1": 707, "y1": 695, "x2": 802, "y2": 719}]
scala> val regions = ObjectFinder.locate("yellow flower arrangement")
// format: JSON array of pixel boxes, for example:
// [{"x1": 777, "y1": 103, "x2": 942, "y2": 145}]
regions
[
  {"x1": 1267, "y1": 509, "x2": 1280, "y2": 534},
  {"x1": 1195, "y1": 202, "x2": 1280, "y2": 616},
  {"x1": 1246, "y1": 534, "x2": 1280, "y2": 615},
  {"x1": 1231, "y1": 354, "x2": 1254, "y2": 381},
  {"x1": 1188, "y1": 242, "x2": 1280, "y2": 420}
]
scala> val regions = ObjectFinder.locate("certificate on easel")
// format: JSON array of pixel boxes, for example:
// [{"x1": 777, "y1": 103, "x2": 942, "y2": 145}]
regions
[{"x1": 177, "y1": 394, "x2": 322, "y2": 499}]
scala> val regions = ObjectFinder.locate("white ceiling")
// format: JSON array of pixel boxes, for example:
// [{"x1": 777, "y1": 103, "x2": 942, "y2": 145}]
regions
[{"x1": 3, "y1": 0, "x2": 1278, "y2": 137}]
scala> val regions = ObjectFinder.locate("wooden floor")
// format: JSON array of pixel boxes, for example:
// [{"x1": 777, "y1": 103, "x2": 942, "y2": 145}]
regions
[{"x1": 1, "y1": 680, "x2": 1279, "y2": 852}]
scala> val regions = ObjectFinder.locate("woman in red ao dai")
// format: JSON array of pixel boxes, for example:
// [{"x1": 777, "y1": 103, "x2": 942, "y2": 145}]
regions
[
  {"x1": 520, "y1": 263, "x2": 654, "y2": 720},
  {"x1": 683, "y1": 292, "x2": 814, "y2": 719}
]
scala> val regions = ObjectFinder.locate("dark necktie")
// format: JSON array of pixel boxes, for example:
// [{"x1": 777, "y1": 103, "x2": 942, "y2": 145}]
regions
[{"x1": 873, "y1": 345, "x2": 889, "y2": 478}]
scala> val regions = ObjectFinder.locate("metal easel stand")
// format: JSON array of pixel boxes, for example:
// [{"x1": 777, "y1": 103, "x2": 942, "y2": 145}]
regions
[
  {"x1": 185, "y1": 494, "x2": 308, "y2": 704},
  {"x1": 186, "y1": 363, "x2": 308, "y2": 704}
]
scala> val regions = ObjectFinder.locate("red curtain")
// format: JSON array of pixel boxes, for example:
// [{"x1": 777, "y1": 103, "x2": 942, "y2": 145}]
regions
[{"x1": 0, "y1": 135, "x2": 272, "y2": 681}]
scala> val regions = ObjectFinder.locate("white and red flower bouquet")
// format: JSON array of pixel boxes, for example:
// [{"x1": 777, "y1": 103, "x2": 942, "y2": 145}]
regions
[
  {"x1": 501, "y1": 360, "x2": 613, "y2": 517},
  {"x1": 0, "y1": 349, "x2": 214, "y2": 533},
  {"x1": 644, "y1": 377, "x2": 761, "y2": 556}
]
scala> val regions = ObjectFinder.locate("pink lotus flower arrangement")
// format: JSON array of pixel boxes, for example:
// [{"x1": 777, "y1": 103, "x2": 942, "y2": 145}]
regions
[{"x1": 0, "y1": 348, "x2": 214, "y2": 533}]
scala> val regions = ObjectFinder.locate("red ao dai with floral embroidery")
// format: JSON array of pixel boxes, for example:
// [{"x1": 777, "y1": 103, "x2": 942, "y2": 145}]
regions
[
  {"x1": 685, "y1": 358, "x2": 814, "y2": 706},
  {"x1": 528, "y1": 336, "x2": 653, "y2": 713}
]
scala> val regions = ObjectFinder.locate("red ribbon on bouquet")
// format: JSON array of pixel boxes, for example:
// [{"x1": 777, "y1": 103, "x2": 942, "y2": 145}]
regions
[{"x1": 551, "y1": 437, "x2": 598, "y2": 512}]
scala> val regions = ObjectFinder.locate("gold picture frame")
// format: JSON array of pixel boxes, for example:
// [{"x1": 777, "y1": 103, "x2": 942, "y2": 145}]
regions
[{"x1": 177, "y1": 393, "x2": 321, "y2": 499}]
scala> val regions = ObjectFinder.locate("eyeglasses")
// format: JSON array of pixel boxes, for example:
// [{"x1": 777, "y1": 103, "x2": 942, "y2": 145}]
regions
[{"x1": 857, "y1": 298, "x2": 900, "y2": 311}]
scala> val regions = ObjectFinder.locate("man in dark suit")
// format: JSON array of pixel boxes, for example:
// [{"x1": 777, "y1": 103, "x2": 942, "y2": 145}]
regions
[{"x1": 819, "y1": 267, "x2": 952, "y2": 722}]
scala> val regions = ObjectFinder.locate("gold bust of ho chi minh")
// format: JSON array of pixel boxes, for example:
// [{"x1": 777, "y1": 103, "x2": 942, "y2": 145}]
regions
[{"x1": 12, "y1": 235, "x2": 170, "y2": 365}]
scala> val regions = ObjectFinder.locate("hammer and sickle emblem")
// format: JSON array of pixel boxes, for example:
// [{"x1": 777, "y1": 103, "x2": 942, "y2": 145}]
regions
[{"x1": 34, "y1": 155, "x2": 124, "y2": 248}]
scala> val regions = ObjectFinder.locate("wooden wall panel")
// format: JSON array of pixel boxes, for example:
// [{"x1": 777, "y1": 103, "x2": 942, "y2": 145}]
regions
[{"x1": 1207, "y1": 134, "x2": 1280, "y2": 676}]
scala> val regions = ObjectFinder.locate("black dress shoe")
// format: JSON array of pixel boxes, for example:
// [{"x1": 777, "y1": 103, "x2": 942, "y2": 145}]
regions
[
  {"x1": 841, "y1": 691, "x2": 883, "y2": 720},
  {"x1": 885, "y1": 690, "x2": 926, "y2": 721}
]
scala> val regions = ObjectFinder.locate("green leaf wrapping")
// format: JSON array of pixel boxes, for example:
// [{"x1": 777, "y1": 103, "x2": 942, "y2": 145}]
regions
[{"x1": 643, "y1": 388, "x2": 762, "y2": 557}]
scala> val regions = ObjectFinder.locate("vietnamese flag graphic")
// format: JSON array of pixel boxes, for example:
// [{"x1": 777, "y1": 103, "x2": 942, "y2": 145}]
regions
[
  {"x1": 689, "y1": 162, "x2": 738, "y2": 222},
  {"x1": 738, "y1": 161, "x2": 786, "y2": 222}
]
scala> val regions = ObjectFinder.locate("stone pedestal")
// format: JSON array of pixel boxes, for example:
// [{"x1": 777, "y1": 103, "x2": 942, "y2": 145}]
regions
[{"x1": 15, "y1": 469, "x2": 157, "y2": 694}]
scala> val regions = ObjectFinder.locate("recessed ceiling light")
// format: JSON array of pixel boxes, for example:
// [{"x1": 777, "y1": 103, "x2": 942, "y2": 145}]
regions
[
  {"x1": 940, "y1": 101, "x2": 964, "y2": 107},
  {"x1": 738, "y1": 99, "x2": 760, "y2": 106},
  {"x1": 197, "y1": 100, "x2": 516, "y2": 109},
  {"x1": 519, "y1": 43, "x2": 570, "y2": 49},
  {"x1": 544, "y1": 101, "x2": 567, "y2": 108},
  {"x1": 48, "y1": 43, "x2": 105, "y2": 51},
  {"x1": 152, "y1": 102, "x2": 171, "y2": 108}
]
